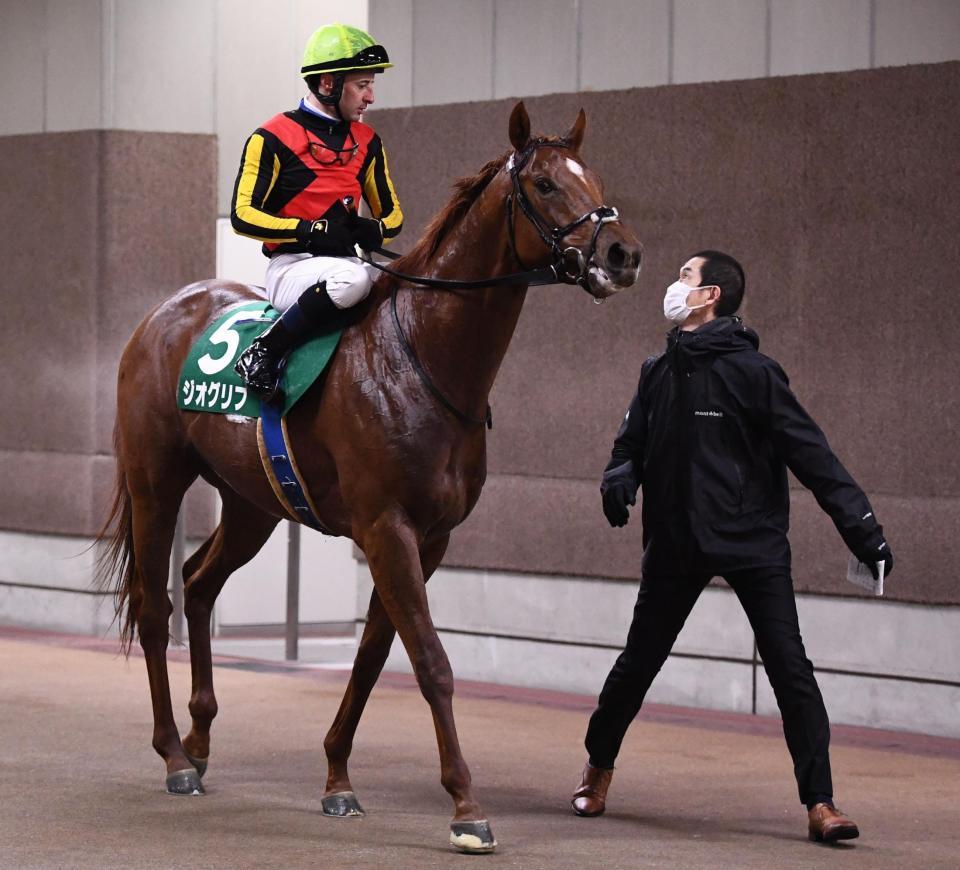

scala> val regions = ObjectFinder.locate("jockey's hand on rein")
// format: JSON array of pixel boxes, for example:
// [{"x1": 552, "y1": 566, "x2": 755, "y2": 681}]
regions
[
  {"x1": 296, "y1": 218, "x2": 354, "y2": 255},
  {"x1": 351, "y1": 216, "x2": 383, "y2": 252}
]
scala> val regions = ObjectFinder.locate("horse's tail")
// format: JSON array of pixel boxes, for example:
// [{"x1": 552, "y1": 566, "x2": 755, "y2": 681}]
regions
[{"x1": 93, "y1": 423, "x2": 138, "y2": 655}]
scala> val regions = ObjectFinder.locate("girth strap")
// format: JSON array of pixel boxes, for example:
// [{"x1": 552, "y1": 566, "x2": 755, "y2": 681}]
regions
[{"x1": 256, "y1": 401, "x2": 333, "y2": 533}]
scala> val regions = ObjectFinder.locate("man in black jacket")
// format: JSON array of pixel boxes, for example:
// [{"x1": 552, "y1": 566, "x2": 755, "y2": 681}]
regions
[{"x1": 570, "y1": 250, "x2": 893, "y2": 843}]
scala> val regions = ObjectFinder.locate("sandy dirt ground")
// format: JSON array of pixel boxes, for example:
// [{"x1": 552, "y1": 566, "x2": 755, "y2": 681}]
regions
[{"x1": 2, "y1": 629, "x2": 958, "y2": 869}]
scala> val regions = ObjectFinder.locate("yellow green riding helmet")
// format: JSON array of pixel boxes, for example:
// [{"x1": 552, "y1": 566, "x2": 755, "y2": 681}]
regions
[{"x1": 300, "y1": 23, "x2": 392, "y2": 77}]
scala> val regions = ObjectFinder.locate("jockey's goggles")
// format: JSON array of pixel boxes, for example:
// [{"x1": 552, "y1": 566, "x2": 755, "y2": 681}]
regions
[{"x1": 307, "y1": 129, "x2": 359, "y2": 167}]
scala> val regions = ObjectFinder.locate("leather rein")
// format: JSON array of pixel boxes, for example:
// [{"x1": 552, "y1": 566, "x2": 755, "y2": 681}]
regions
[{"x1": 360, "y1": 138, "x2": 621, "y2": 428}]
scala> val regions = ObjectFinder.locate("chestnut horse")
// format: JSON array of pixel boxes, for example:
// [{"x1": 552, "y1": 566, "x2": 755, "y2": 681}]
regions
[{"x1": 98, "y1": 102, "x2": 642, "y2": 853}]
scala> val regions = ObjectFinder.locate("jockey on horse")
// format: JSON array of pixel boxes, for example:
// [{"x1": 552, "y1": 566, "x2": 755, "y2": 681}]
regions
[{"x1": 231, "y1": 23, "x2": 403, "y2": 402}]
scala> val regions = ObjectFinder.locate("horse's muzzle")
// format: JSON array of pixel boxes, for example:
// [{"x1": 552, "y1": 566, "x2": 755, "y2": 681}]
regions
[
  {"x1": 585, "y1": 266, "x2": 630, "y2": 298},
  {"x1": 586, "y1": 245, "x2": 642, "y2": 299}
]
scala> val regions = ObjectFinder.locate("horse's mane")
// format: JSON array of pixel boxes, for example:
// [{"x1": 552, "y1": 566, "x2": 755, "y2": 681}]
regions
[
  {"x1": 376, "y1": 134, "x2": 569, "y2": 290},
  {"x1": 385, "y1": 152, "x2": 509, "y2": 282}
]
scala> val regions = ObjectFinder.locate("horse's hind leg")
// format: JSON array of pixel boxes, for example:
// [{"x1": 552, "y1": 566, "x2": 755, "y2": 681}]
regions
[
  {"x1": 320, "y1": 589, "x2": 393, "y2": 816},
  {"x1": 322, "y1": 535, "x2": 449, "y2": 817},
  {"x1": 181, "y1": 489, "x2": 280, "y2": 775},
  {"x1": 126, "y1": 463, "x2": 204, "y2": 795}
]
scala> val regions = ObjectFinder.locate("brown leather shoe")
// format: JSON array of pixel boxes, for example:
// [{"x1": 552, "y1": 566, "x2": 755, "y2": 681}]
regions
[
  {"x1": 808, "y1": 803, "x2": 860, "y2": 842},
  {"x1": 571, "y1": 762, "x2": 613, "y2": 817}
]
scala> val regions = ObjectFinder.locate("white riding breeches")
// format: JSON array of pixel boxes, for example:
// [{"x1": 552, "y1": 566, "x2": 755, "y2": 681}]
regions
[{"x1": 265, "y1": 253, "x2": 379, "y2": 313}]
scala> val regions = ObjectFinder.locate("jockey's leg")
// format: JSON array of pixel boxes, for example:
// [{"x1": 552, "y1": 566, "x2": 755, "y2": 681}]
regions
[{"x1": 235, "y1": 254, "x2": 372, "y2": 400}]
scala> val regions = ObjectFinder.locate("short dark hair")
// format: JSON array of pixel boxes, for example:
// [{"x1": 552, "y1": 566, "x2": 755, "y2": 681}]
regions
[{"x1": 693, "y1": 250, "x2": 745, "y2": 316}]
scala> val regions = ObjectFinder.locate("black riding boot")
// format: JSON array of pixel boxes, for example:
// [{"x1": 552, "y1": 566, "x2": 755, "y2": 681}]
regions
[{"x1": 235, "y1": 280, "x2": 341, "y2": 402}]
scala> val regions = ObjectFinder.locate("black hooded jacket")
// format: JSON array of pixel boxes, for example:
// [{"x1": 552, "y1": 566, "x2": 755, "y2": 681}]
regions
[{"x1": 602, "y1": 316, "x2": 883, "y2": 574}]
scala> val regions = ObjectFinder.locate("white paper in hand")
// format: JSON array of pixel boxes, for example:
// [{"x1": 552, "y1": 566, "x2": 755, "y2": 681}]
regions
[{"x1": 846, "y1": 554, "x2": 885, "y2": 596}]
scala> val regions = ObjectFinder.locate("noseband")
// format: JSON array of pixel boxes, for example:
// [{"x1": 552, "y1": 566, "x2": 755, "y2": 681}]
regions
[{"x1": 505, "y1": 137, "x2": 620, "y2": 288}]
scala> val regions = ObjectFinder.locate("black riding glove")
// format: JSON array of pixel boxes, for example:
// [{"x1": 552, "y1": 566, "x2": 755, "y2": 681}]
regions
[
  {"x1": 296, "y1": 218, "x2": 354, "y2": 256},
  {"x1": 852, "y1": 534, "x2": 894, "y2": 580},
  {"x1": 351, "y1": 216, "x2": 383, "y2": 252}
]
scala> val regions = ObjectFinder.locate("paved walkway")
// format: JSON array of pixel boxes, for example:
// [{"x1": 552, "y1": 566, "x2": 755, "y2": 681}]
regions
[{"x1": 2, "y1": 628, "x2": 958, "y2": 869}]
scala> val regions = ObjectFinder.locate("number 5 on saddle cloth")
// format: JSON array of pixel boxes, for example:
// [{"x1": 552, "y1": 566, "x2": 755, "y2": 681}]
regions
[{"x1": 177, "y1": 301, "x2": 340, "y2": 531}]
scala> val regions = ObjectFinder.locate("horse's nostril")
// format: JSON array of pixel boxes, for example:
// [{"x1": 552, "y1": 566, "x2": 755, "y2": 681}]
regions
[
  {"x1": 606, "y1": 242, "x2": 642, "y2": 273},
  {"x1": 607, "y1": 242, "x2": 627, "y2": 270}
]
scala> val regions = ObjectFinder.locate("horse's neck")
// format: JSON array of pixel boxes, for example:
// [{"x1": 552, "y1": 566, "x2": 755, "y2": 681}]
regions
[{"x1": 401, "y1": 179, "x2": 528, "y2": 416}]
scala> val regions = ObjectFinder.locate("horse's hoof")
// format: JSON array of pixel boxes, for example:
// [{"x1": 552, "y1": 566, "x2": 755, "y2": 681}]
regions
[
  {"x1": 184, "y1": 751, "x2": 208, "y2": 779},
  {"x1": 165, "y1": 768, "x2": 205, "y2": 796},
  {"x1": 321, "y1": 790, "x2": 365, "y2": 817},
  {"x1": 449, "y1": 819, "x2": 497, "y2": 854}
]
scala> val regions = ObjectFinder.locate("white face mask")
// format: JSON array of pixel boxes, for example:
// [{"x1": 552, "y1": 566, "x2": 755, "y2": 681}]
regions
[{"x1": 663, "y1": 280, "x2": 713, "y2": 324}]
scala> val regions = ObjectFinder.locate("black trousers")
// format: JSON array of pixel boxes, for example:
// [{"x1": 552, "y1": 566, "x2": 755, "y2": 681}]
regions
[{"x1": 584, "y1": 566, "x2": 832, "y2": 804}]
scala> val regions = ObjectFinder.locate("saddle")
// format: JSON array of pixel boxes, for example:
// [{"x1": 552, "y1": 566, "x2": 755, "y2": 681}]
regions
[
  {"x1": 178, "y1": 300, "x2": 341, "y2": 532},
  {"x1": 177, "y1": 301, "x2": 341, "y2": 419}
]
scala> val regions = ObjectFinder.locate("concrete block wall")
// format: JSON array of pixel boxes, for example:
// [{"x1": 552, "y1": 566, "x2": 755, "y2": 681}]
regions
[
  {"x1": 371, "y1": 0, "x2": 960, "y2": 108},
  {"x1": 2, "y1": 4, "x2": 959, "y2": 751},
  {"x1": 0, "y1": 127, "x2": 217, "y2": 629},
  {"x1": 0, "y1": 0, "x2": 371, "y2": 635},
  {"x1": 0, "y1": 0, "x2": 371, "y2": 215},
  {"x1": 6, "y1": 2, "x2": 959, "y2": 213},
  {"x1": 357, "y1": 563, "x2": 960, "y2": 739},
  {"x1": 367, "y1": 62, "x2": 960, "y2": 606},
  {"x1": 343, "y1": 61, "x2": 960, "y2": 737},
  {"x1": 7, "y1": 2, "x2": 958, "y2": 213},
  {"x1": 0, "y1": 129, "x2": 217, "y2": 539}
]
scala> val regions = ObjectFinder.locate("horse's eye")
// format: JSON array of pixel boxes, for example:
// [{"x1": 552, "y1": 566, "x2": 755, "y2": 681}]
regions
[{"x1": 534, "y1": 178, "x2": 555, "y2": 194}]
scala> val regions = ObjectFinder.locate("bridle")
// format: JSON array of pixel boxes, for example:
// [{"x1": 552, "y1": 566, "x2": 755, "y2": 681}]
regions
[
  {"x1": 505, "y1": 137, "x2": 620, "y2": 288},
  {"x1": 357, "y1": 138, "x2": 623, "y2": 427},
  {"x1": 360, "y1": 137, "x2": 621, "y2": 291}
]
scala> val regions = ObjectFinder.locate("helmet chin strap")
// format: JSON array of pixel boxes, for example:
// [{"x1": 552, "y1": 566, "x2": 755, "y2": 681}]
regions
[{"x1": 310, "y1": 73, "x2": 346, "y2": 120}]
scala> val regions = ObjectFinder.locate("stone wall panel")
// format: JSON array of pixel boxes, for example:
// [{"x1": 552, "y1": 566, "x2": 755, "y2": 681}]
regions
[{"x1": 369, "y1": 63, "x2": 960, "y2": 604}]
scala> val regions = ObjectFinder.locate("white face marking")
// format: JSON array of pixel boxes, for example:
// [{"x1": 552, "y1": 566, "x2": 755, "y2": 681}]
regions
[{"x1": 565, "y1": 157, "x2": 585, "y2": 181}]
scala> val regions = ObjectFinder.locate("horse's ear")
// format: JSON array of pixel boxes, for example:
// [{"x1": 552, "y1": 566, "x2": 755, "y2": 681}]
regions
[
  {"x1": 509, "y1": 101, "x2": 531, "y2": 151},
  {"x1": 566, "y1": 108, "x2": 586, "y2": 152}
]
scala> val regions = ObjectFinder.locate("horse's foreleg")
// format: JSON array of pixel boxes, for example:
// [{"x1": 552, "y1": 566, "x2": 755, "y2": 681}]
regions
[
  {"x1": 322, "y1": 531, "x2": 450, "y2": 816},
  {"x1": 362, "y1": 520, "x2": 495, "y2": 852},
  {"x1": 182, "y1": 491, "x2": 279, "y2": 775}
]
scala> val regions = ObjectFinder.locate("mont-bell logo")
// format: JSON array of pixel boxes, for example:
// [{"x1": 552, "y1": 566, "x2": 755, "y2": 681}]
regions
[{"x1": 695, "y1": 410, "x2": 724, "y2": 418}]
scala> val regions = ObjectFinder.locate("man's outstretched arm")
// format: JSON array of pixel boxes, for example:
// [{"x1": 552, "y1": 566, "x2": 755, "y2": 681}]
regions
[{"x1": 760, "y1": 360, "x2": 893, "y2": 577}]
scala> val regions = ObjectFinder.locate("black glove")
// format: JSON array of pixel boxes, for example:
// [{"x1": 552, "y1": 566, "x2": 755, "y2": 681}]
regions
[
  {"x1": 296, "y1": 218, "x2": 354, "y2": 255},
  {"x1": 601, "y1": 470, "x2": 638, "y2": 528},
  {"x1": 852, "y1": 535, "x2": 894, "y2": 580},
  {"x1": 351, "y1": 216, "x2": 383, "y2": 252}
]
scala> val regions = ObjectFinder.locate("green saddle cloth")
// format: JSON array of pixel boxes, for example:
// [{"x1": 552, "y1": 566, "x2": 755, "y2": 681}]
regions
[{"x1": 177, "y1": 301, "x2": 342, "y2": 418}]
